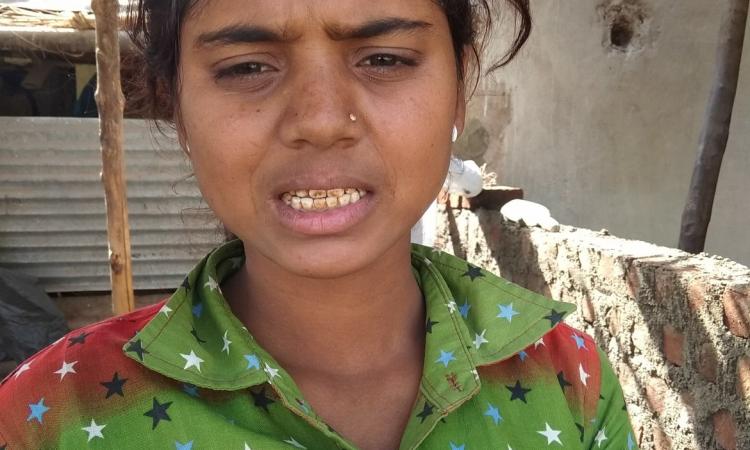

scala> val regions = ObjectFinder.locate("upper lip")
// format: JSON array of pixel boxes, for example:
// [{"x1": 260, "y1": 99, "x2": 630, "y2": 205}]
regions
[{"x1": 272, "y1": 173, "x2": 375, "y2": 197}]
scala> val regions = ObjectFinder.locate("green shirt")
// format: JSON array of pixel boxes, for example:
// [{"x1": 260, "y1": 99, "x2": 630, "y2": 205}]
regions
[{"x1": 0, "y1": 241, "x2": 637, "y2": 449}]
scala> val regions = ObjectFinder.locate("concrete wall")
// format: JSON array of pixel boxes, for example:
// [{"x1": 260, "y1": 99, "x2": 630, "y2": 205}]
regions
[
  {"x1": 456, "y1": 0, "x2": 750, "y2": 266},
  {"x1": 436, "y1": 206, "x2": 750, "y2": 450}
]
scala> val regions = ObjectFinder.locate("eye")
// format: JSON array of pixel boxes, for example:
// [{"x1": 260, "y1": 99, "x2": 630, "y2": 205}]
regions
[
  {"x1": 215, "y1": 62, "x2": 275, "y2": 80},
  {"x1": 359, "y1": 53, "x2": 416, "y2": 69}
]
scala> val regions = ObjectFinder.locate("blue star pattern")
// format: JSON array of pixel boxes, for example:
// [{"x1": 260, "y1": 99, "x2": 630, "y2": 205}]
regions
[
  {"x1": 496, "y1": 303, "x2": 520, "y2": 322},
  {"x1": 449, "y1": 442, "x2": 465, "y2": 450},
  {"x1": 27, "y1": 398, "x2": 49, "y2": 423},
  {"x1": 192, "y1": 303, "x2": 203, "y2": 318},
  {"x1": 436, "y1": 350, "x2": 457, "y2": 367},
  {"x1": 175, "y1": 440, "x2": 194, "y2": 450},
  {"x1": 518, "y1": 351, "x2": 529, "y2": 362},
  {"x1": 244, "y1": 354, "x2": 260, "y2": 370},
  {"x1": 484, "y1": 403, "x2": 503, "y2": 425},
  {"x1": 459, "y1": 301, "x2": 471, "y2": 318},
  {"x1": 572, "y1": 333, "x2": 587, "y2": 350}
]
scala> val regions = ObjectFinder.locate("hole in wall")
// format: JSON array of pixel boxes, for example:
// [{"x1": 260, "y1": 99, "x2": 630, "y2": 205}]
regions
[{"x1": 610, "y1": 15, "x2": 634, "y2": 49}]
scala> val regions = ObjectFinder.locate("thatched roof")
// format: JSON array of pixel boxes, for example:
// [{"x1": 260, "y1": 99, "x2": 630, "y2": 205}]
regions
[{"x1": 0, "y1": 2, "x2": 133, "y2": 60}]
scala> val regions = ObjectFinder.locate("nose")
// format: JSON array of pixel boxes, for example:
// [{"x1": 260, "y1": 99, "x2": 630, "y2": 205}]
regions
[{"x1": 278, "y1": 54, "x2": 360, "y2": 151}]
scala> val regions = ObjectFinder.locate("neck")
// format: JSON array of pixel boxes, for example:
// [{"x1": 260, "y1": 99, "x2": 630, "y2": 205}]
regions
[{"x1": 225, "y1": 238, "x2": 425, "y2": 378}]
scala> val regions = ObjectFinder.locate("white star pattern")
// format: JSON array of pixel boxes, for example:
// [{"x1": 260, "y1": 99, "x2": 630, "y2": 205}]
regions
[
  {"x1": 159, "y1": 305, "x2": 173, "y2": 317},
  {"x1": 81, "y1": 418, "x2": 106, "y2": 441},
  {"x1": 264, "y1": 362, "x2": 280, "y2": 382},
  {"x1": 244, "y1": 443, "x2": 252, "y2": 450},
  {"x1": 534, "y1": 337, "x2": 546, "y2": 348},
  {"x1": 579, "y1": 363, "x2": 590, "y2": 386},
  {"x1": 471, "y1": 368, "x2": 480, "y2": 381},
  {"x1": 595, "y1": 428, "x2": 608, "y2": 447},
  {"x1": 537, "y1": 422, "x2": 563, "y2": 445},
  {"x1": 222, "y1": 330, "x2": 233, "y2": 354},
  {"x1": 283, "y1": 437, "x2": 306, "y2": 449},
  {"x1": 474, "y1": 329, "x2": 489, "y2": 349},
  {"x1": 447, "y1": 300, "x2": 458, "y2": 314},
  {"x1": 14, "y1": 361, "x2": 31, "y2": 379},
  {"x1": 180, "y1": 350, "x2": 205, "y2": 372},
  {"x1": 204, "y1": 276, "x2": 219, "y2": 292},
  {"x1": 54, "y1": 360, "x2": 77, "y2": 380}
]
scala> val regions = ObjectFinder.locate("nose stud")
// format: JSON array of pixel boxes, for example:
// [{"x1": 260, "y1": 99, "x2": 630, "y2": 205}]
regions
[{"x1": 349, "y1": 113, "x2": 358, "y2": 122}]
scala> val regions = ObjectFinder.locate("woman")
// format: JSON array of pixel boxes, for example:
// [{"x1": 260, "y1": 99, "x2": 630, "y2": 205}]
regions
[{"x1": 0, "y1": 1, "x2": 637, "y2": 449}]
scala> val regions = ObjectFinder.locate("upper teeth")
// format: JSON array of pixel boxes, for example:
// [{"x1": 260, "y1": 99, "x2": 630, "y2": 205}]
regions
[{"x1": 282, "y1": 188, "x2": 367, "y2": 211}]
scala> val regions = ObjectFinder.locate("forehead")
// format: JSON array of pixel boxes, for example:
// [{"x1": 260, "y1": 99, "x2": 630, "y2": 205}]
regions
[{"x1": 185, "y1": 0, "x2": 446, "y2": 37}]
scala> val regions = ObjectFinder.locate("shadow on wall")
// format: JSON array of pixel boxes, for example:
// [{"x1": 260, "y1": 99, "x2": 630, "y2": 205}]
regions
[{"x1": 436, "y1": 206, "x2": 750, "y2": 450}]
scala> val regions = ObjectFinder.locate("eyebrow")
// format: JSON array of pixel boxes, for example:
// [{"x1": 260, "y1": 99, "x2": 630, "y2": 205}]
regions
[{"x1": 195, "y1": 17, "x2": 433, "y2": 47}]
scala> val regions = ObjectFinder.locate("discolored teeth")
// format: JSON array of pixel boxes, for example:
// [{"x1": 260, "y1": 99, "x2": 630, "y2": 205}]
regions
[{"x1": 283, "y1": 188, "x2": 368, "y2": 212}]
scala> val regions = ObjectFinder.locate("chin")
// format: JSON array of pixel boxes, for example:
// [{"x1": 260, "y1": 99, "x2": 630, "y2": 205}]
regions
[{"x1": 277, "y1": 240, "x2": 382, "y2": 279}]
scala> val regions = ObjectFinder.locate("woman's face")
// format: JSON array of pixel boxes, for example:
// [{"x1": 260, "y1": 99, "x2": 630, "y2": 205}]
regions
[{"x1": 178, "y1": 0, "x2": 465, "y2": 278}]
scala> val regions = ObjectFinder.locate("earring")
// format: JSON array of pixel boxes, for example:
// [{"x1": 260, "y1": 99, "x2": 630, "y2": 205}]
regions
[
  {"x1": 184, "y1": 143, "x2": 192, "y2": 156},
  {"x1": 349, "y1": 113, "x2": 358, "y2": 122},
  {"x1": 451, "y1": 125, "x2": 459, "y2": 143}
]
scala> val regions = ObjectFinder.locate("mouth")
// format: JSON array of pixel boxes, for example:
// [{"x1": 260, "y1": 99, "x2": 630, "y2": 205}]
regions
[{"x1": 280, "y1": 188, "x2": 368, "y2": 212}]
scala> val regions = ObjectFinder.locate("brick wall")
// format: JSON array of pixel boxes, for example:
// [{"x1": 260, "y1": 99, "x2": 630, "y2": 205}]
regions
[{"x1": 436, "y1": 207, "x2": 750, "y2": 450}]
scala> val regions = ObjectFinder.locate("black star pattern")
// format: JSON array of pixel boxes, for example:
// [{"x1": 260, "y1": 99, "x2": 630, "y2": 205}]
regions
[
  {"x1": 425, "y1": 317, "x2": 439, "y2": 334},
  {"x1": 190, "y1": 327, "x2": 207, "y2": 344},
  {"x1": 557, "y1": 371, "x2": 572, "y2": 390},
  {"x1": 461, "y1": 264, "x2": 484, "y2": 281},
  {"x1": 576, "y1": 422, "x2": 584, "y2": 442},
  {"x1": 599, "y1": 393, "x2": 606, "y2": 400},
  {"x1": 126, "y1": 339, "x2": 149, "y2": 361},
  {"x1": 101, "y1": 372, "x2": 128, "y2": 398},
  {"x1": 181, "y1": 276, "x2": 191, "y2": 291},
  {"x1": 506, "y1": 380, "x2": 532, "y2": 403},
  {"x1": 416, "y1": 402, "x2": 434, "y2": 423},
  {"x1": 144, "y1": 397, "x2": 172, "y2": 430},
  {"x1": 67, "y1": 331, "x2": 91, "y2": 347},
  {"x1": 251, "y1": 386, "x2": 275, "y2": 412},
  {"x1": 544, "y1": 309, "x2": 566, "y2": 327}
]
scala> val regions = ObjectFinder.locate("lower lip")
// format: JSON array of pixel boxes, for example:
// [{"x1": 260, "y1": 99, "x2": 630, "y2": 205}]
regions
[{"x1": 272, "y1": 194, "x2": 375, "y2": 236}]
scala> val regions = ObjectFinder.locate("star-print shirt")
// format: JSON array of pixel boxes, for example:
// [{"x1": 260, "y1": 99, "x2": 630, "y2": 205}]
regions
[{"x1": 0, "y1": 241, "x2": 638, "y2": 449}]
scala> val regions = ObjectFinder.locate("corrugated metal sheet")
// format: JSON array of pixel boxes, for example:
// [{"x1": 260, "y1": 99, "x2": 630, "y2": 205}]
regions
[{"x1": 0, "y1": 117, "x2": 225, "y2": 292}]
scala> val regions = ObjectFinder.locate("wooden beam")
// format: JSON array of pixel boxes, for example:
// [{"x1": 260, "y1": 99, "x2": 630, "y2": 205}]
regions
[
  {"x1": 91, "y1": 0, "x2": 134, "y2": 315},
  {"x1": 0, "y1": 28, "x2": 135, "y2": 62},
  {"x1": 678, "y1": 0, "x2": 749, "y2": 254}
]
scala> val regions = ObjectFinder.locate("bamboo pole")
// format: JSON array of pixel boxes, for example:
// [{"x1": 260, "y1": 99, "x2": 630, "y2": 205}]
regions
[
  {"x1": 678, "y1": 0, "x2": 749, "y2": 253},
  {"x1": 91, "y1": 0, "x2": 134, "y2": 315}
]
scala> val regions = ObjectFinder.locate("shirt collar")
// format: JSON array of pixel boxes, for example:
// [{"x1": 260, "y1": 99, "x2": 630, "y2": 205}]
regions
[{"x1": 124, "y1": 240, "x2": 575, "y2": 409}]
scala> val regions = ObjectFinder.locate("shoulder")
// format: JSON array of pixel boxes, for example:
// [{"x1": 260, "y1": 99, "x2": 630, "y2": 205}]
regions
[{"x1": 0, "y1": 301, "x2": 164, "y2": 449}]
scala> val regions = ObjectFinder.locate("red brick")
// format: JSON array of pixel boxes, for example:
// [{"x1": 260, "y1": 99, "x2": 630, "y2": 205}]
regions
[
  {"x1": 722, "y1": 286, "x2": 750, "y2": 338},
  {"x1": 662, "y1": 324, "x2": 685, "y2": 366},
  {"x1": 582, "y1": 297, "x2": 596, "y2": 324},
  {"x1": 686, "y1": 277, "x2": 709, "y2": 312},
  {"x1": 653, "y1": 424, "x2": 673, "y2": 450},
  {"x1": 698, "y1": 342, "x2": 719, "y2": 383},
  {"x1": 617, "y1": 362, "x2": 638, "y2": 398},
  {"x1": 738, "y1": 356, "x2": 750, "y2": 401},
  {"x1": 626, "y1": 265, "x2": 642, "y2": 297},
  {"x1": 712, "y1": 409, "x2": 737, "y2": 450},
  {"x1": 646, "y1": 377, "x2": 668, "y2": 415}
]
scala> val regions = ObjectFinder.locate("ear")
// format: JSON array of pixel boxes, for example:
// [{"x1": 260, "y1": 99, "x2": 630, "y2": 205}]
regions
[{"x1": 453, "y1": 45, "x2": 472, "y2": 135}]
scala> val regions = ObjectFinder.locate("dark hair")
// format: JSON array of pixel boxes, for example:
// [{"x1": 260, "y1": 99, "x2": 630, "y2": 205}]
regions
[{"x1": 126, "y1": 0, "x2": 531, "y2": 120}]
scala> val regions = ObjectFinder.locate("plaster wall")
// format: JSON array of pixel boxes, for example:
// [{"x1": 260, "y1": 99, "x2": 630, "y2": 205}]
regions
[{"x1": 456, "y1": 0, "x2": 750, "y2": 266}]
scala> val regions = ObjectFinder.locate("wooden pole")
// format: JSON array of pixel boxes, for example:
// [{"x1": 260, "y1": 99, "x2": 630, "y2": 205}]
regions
[
  {"x1": 678, "y1": 0, "x2": 749, "y2": 254},
  {"x1": 91, "y1": 0, "x2": 134, "y2": 315}
]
